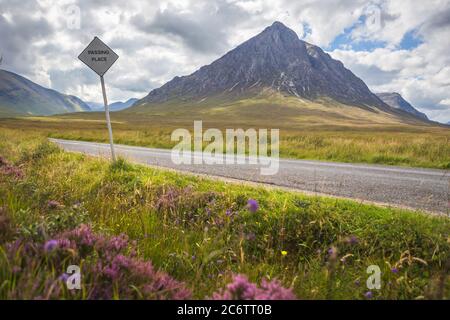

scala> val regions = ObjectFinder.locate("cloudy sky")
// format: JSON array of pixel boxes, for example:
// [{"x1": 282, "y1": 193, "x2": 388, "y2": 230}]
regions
[{"x1": 0, "y1": 0, "x2": 449, "y2": 122}]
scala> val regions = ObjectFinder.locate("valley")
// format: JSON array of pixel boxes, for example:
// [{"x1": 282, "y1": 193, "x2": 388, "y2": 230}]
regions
[
  {"x1": 0, "y1": 14, "x2": 449, "y2": 302},
  {"x1": 1, "y1": 96, "x2": 449, "y2": 169}
]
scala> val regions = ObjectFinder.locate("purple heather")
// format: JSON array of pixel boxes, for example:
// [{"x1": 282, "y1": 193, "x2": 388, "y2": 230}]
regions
[
  {"x1": 247, "y1": 199, "x2": 259, "y2": 213},
  {"x1": 44, "y1": 239, "x2": 58, "y2": 252}
]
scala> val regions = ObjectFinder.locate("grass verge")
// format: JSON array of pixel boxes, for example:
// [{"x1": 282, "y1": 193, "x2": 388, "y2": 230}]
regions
[{"x1": 0, "y1": 127, "x2": 449, "y2": 299}]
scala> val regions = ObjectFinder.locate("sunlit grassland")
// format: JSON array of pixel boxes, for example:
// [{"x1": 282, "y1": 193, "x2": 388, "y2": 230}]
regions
[
  {"x1": 1, "y1": 106, "x2": 449, "y2": 169},
  {"x1": 0, "y1": 127, "x2": 449, "y2": 299}
]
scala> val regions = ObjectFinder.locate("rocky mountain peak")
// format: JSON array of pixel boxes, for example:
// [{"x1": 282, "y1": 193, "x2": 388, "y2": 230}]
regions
[
  {"x1": 260, "y1": 21, "x2": 302, "y2": 43},
  {"x1": 136, "y1": 22, "x2": 395, "y2": 112},
  {"x1": 376, "y1": 92, "x2": 429, "y2": 120}
]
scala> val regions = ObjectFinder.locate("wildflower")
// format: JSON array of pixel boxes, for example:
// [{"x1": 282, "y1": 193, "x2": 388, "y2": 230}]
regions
[
  {"x1": 327, "y1": 246, "x2": 338, "y2": 261},
  {"x1": 346, "y1": 235, "x2": 359, "y2": 245},
  {"x1": 12, "y1": 266, "x2": 21, "y2": 274},
  {"x1": 212, "y1": 275, "x2": 296, "y2": 300},
  {"x1": 354, "y1": 279, "x2": 361, "y2": 286},
  {"x1": 57, "y1": 238, "x2": 72, "y2": 249},
  {"x1": 247, "y1": 199, "x2": 259, "y2": 213},
  {"x1": 391, "y1": 267, "x2": 399, "y2": 274},
  {"x1": 47, "y1": 200, "x2": 61, "y2": 209},
  {"x1": 246, "y1": 232, "x2": 256, "y2": 241},
  {"x1": 364, "y1": 291, "x2": 373, "y2": 299},
  {"x1": 59, "y1": 273, "x2": 69, "y2": 282},
  {"x1": 44, "y1": 239, "x2": 58, "y2": 252},
  {"x1": 281, "y1": 250, "x2": 288, "y2": 256}
]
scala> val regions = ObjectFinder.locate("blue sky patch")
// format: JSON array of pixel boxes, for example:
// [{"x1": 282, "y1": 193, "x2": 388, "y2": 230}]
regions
[
  {"x1": 400, "y1": 30, "x2": 423, "y2": 50},
  {"x1": 325, "y1": 16, "x2": 386, "y2": 52}
]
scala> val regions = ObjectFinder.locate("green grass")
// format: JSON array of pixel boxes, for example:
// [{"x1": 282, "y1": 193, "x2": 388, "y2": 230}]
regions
[
  {"x1": 1, "y1": 107, "x2": 449, "y2": 169},
  {"x1": 0, "y1": 127, "x2": 449, "y2": 299},
  {"x1": 1, "y1": 94, "x2": 449, "y2": 169}
]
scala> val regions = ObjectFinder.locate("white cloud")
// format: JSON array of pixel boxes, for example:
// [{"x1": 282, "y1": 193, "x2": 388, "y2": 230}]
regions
[{"x1": 0, "y1": 0, "x2": 449, "y2": 122}]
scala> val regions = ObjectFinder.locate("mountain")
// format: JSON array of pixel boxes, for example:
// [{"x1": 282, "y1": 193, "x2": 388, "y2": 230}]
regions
[
  {"x1": 86, "y1": 101, "x2": 104, "y2": 110},
  {"x1": 0, "y1": 69, "x2": 90, "y2": 117},
  {"x1": 88, "y1": 98, "x2": 138, "y2": 112},
  {"x1": 376, "y1": 92, "x2": 429, "y2": 120},
  {"x1": 132, "y1": 21, "x2": 401, "y2": 116},
  {"x1": 109, "y1": 98, "x2": 138, "y2": 111}
]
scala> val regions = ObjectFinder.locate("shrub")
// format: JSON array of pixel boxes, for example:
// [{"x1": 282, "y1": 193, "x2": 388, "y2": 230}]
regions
[
  {"x1": 1, "y1": 225, "x2": 191, "y2": 300},
  {"x1": 0, "y1": 156, "x2": 24, "y2": 179},
  {"x1": 154, "y1": 186, "x2": 222, "y2": 228},
  {"x1": 0, "y1": 207, "x2": 14, "y2": 243},
  {"x1": 212, "y1": 275, "x2": 296, "y2": 300},
  {"x1": 20, "y1": 141, "x2": 60, "y2": 163}
]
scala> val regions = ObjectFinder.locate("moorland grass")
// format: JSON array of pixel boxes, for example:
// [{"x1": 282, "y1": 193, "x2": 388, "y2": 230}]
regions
[
  {"x1": 1, "y1": 114, "x2": 449, "y2": 169},
  {"x1": 0, "y1": 127, "x2": 449, "y2": 299}
]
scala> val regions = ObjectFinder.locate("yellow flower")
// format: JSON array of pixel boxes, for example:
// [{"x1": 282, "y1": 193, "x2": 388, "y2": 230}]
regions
[{"x1": 281, "y1": 250, "x2": 288, "y2": 256}]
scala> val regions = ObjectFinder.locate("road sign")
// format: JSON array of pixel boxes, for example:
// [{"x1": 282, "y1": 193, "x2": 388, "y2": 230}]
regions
[
  {"x1": 78, "y1": 37, "x2": 118, "y2": 162},
  {"x1": 78, "y1": 37, "x2": 119, "y2": 77}
]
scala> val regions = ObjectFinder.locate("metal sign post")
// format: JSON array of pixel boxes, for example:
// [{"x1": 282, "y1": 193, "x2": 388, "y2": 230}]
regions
[
  {"x1": 100, "y1": 75, "x2": 116, "y2": 161},
  {"x1": 78, "y1": 37, "x2": 119, "y2": 162}
]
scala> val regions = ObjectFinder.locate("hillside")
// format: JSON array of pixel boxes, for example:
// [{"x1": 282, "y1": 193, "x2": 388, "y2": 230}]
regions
[{"x1": 0, "y1": 69, "x2": 90, "y2": 116}]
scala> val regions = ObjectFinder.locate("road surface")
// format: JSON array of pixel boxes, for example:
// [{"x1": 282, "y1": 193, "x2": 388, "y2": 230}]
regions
[{"x1": 50, "y1": 138, "x2": 449, "y2": 214}]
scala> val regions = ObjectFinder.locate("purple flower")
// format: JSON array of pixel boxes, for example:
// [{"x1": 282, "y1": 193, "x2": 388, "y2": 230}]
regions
[
  {"x1": 364, "y1": 291, "x2": 373, "y2": 299},
  {"x1": 4, "y1": 225, "x2": 192, "y2": 300},
  {"x1": 59, "y1": 273, "x2": 69, "y2": 282},
  {"x1": 247, "y1": 199, "x2": 259, "y2": 213},
  {"x1": 212, "y1": 275, "x2": 296, "y2": 300},
  {"x1": 391, "y1": 267, "x2": 399, "y2": 274},
  {"x1": 44, "y1": 240, "x2": 58, "y2": 252},
  {"x1": 327, "y1": 246, "x2": 338, "y2": 261},
  {"x1": 12, "y1": 266, "x2": 21, "y2": 274},
  {"x1": 354, "y1": 279, "x2": 361, "y2": 286},
  {"x1": 347, "y1": 235, "x2": 359, "y2": 245},
  {"x1": 47, "y1": 200, "x2": 61, "y2": 209}
]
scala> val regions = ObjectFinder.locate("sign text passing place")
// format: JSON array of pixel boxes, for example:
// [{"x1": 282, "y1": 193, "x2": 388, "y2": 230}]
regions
[{"x1": 78, "y1": 37, "x2": 119, "y2": 77}]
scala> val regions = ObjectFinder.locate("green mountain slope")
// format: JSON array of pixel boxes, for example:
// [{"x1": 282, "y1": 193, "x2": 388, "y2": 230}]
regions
[
  {"x1": 0, "y1": 69, "x2": 90, "y2": 117},
  {"x1": 125, "y1": 91, "x2": 428, "y2": 128}
]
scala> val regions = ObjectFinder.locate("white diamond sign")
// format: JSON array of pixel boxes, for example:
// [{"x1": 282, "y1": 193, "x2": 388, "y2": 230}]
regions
[{"x1": 78, "y1": 37, "x2": 119, "y2": 77}]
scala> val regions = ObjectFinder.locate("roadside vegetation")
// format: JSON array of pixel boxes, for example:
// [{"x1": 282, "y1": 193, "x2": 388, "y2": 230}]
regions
[
  {"x1": 0, "y1": 127, "x2": 449, "y2": 299},
  {"x1": 1, "y1": 114, "x2": 449, "y2": 169}
]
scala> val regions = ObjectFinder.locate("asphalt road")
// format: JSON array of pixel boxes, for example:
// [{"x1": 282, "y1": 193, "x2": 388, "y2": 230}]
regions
[{"x1": 50, "y1": 138, "x2": 449, "y2": 214}]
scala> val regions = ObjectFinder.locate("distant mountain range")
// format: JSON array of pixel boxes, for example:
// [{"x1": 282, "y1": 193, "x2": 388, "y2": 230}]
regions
[
  {"x1": 131, "y1": 21, "x2": 426, "y2": 123},
  {"x1": 0, "y1": 69, "x2": 90, "y2": 116},
  {"x1": 88, "y1": 98, "x2": 138, "y2": 112},
  {"x1": 376, "y1": 92, "x2": 428, "y2": 120}
]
